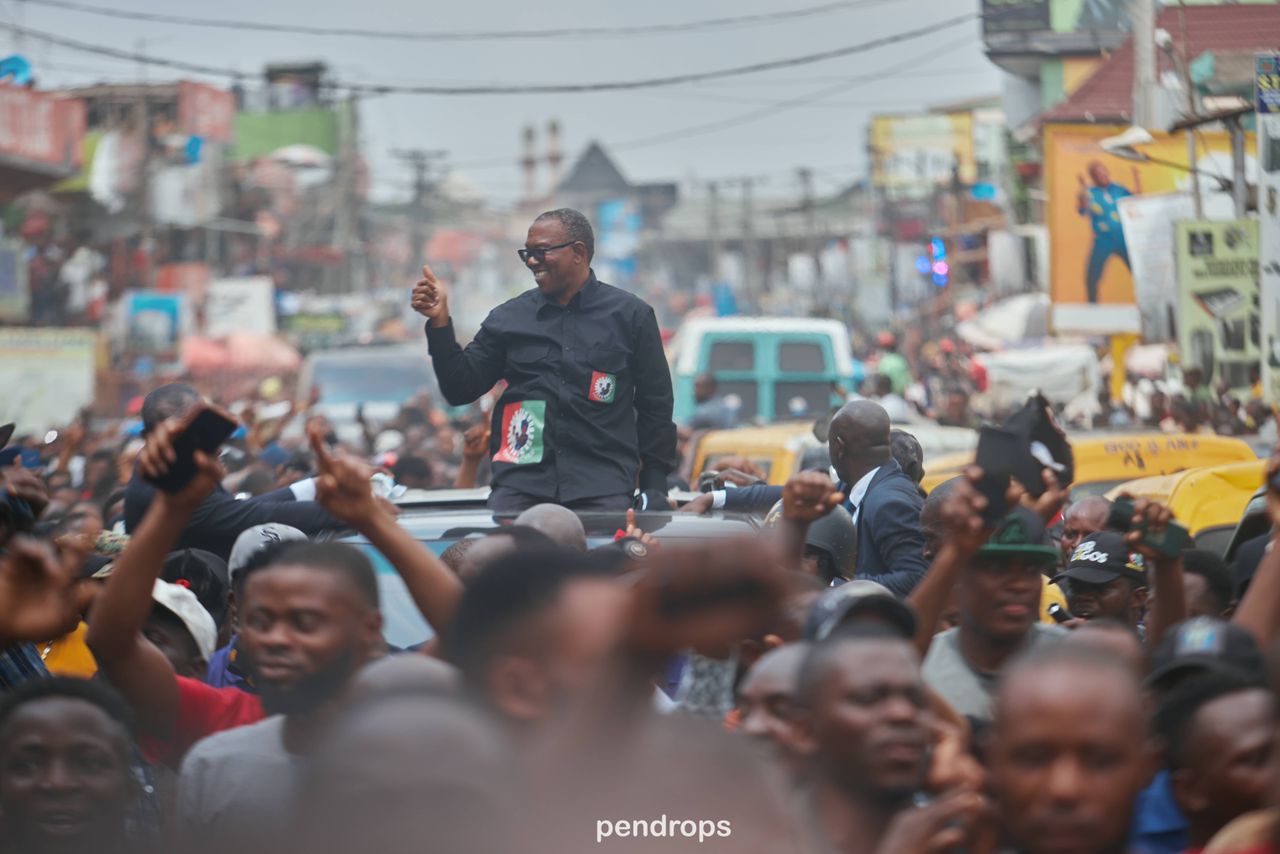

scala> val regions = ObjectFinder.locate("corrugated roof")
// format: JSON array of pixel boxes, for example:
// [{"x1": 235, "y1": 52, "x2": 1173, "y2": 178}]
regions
[{"x1": 1037, "y1": 5, "x2": 1280, "y2": 128}]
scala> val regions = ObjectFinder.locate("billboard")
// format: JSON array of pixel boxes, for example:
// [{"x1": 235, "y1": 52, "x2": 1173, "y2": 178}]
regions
[
  {"x1": 124, "y1": 292, "x2": 186, "y2": 356},
  {"x1": 0, "y1": 329, "x2": 97, "y2": 434},
  {"x1": 870, "y1": 113, "x2": 976, "y2": 200},
  {"x1": 1055, "y1": 0, "x2": 1128, "y2": 32},
  {"x1": 204, "y1": 276, "x2": 276, "y2": 338},
  {"x1": 1116, "y1": 192, "x2": 1195, "y2": 342},
  {"x1": 982, "y1": 0, "x2": 1051, "y2": 34},
  {"x1": 1175, "y1": 220, "x2": 1259, "y2": 397},
  {"x1": 1045, "y1": 124, "x2": 1254, "y2": 333},
  {"x1": 0, "y1": 83, "x2": 85, "y2": 170}
]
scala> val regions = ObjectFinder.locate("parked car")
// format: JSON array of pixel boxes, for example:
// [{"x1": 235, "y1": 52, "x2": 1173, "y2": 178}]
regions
[{"x1": 335, "y1": 489, "x2": 759, "y2": 650}]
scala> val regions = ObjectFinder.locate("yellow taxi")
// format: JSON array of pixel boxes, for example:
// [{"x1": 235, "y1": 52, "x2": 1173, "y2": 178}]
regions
[
  {"x1": 690, "y1": 422, "x2": 819, "y2": 486},
  {"x1": 922, "y1": 433, "x2": 1258, "y2": 498},
  {"x1": 692, "y1": 422, "x2": 978, "y2": 487},
  {"x1": 1105, "y1": 460, "x2": 1264, "y2": 555}
]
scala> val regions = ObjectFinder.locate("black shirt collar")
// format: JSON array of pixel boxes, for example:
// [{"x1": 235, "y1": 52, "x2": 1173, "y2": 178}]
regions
[{"x1": 535, "y1": 269, "x2": 598, "y2": 313}]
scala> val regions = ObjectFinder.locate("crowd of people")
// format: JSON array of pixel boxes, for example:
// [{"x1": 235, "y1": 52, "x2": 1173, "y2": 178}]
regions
[
  {"x1": 2, "y1": 206, "x2": 1280, "y2": 854},
  {"x1": 0, "y1": 379, "x2": 1278, "y2": 854}
]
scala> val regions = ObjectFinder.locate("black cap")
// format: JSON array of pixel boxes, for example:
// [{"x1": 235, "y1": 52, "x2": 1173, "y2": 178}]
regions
[
  {"x1": 1053, "y1": 530, "x2": 1145, "y2": 586},
  {"x1": 1147, "y1": 617, "x2": 1266, "y2": 690},
  {"x1": 976, "y1": 505, "x2": 1060, "y2": 565},
  {"x1": 803, "y1": 506, "x2": 857, "y2": 580},
  {"x1": 804, "y1": 580, "x2": 917, "y2": 641},
  {"x1": 162, "y1": 548, "x2": 229, "y2": 626}
]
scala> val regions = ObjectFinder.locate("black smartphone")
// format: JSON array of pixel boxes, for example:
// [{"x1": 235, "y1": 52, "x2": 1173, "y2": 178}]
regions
[
  {"x1": 1106, "y1": 497, "x2": 1136, "y2": 532},
  {"x1": 975, "y1": 426, "x2": 1018, "y2": 526},
  {"x1": 146, "y1": 405, "x2": 238, "y2": 494},
  {"x1": 1138, "y1": 519, "x2": 1191, "y2": 558},
  {"x1": 1047, "y1": 603, "x2": 1073, "y2": 624}
]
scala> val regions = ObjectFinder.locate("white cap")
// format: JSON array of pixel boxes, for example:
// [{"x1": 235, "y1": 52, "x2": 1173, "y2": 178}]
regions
[
  {"x1": 228, "y1": 523, "x2": 307, "y2": 581},
  {"x1": 152, "y1": 580, "x2": 217, "y2": 661}
]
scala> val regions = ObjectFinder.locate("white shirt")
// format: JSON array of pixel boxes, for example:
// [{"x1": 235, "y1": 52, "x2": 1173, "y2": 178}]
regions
[{"x1": 846, "y1": 466, "x2": 879, "y2": 525}]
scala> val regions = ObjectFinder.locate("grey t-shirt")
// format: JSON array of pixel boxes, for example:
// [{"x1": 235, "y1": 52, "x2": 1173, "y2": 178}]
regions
[
  {"x1": 922, "y1": 624, "x2": 1066, "y2": 722},
  {"x1": 177, "y1": 715, "x2": 301, "y2": 844}
]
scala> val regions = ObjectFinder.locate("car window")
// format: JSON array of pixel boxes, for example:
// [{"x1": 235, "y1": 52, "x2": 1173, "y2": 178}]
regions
[
  {"x1": 351, "y1": 544, "x2": 434, "y2": 650},
  {"x1": 778, "y1": 341, "x2": 826, "y2": 373},
  {"x1": 707, "y1": 341, "x2": 755, "y2": 371},
  {"x1": 773, "y1": 381, "x2": 831, "y2": 420}
]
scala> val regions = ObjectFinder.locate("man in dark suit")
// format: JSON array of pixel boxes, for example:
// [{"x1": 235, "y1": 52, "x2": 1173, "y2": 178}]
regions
[
  {"x1": 829, "y1": 401, "x2": 928, "y2": 596},
  {"x1": 123, "y1": 383, "x2": 341, "y2": 560}
]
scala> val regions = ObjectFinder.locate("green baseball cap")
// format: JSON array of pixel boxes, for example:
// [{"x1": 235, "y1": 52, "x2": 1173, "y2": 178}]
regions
[{"x1": 975, "y1": 506, "x2": 1060, "y2": 565}]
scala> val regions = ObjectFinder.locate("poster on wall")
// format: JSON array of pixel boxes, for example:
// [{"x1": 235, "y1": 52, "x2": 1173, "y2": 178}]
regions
[
  {"x1": 1045, "y1": 124, "x2": 1255, "y2": 334},
  {"x1": 0, "y1": 329, "x2": 97, "y2": 434},
  {"x1": 204, "y1": 277, "x2": 276, "y2": 338},
  {"x1": 1175, "y1": 219, "x2": 1259, "y2": 397},
  {"x1": 1116, "y1": 192, "x2": 1195, "y2": 342}
]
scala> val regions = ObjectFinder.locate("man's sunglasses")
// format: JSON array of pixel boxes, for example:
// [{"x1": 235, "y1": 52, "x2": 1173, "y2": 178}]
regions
[{"x1": 518, "y1": 240, "x2": 578, "y2": 263}]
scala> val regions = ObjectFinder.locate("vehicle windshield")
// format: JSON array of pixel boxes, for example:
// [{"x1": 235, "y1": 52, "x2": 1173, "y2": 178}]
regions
[{"x1": 311, "y1": 360, "x2": 435, "y2": 404}]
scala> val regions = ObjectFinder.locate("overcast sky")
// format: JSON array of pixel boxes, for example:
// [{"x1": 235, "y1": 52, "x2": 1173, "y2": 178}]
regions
[{"x1": 8, "y1": 0, "x2": 1000, "y2": 206}]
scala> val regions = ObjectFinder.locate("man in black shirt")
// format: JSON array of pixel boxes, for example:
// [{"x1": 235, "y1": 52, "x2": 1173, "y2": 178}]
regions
[{"x1": 412, "y1": 208, "x2": 676, "y2": 513}]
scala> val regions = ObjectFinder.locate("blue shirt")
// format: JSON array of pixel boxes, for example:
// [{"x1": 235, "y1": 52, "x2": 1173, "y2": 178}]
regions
[
  {"x1": 1128, "y1": 770, "x2": 1189, "y2": 854},
  {"x1": 1083, "y1": 184, "x2": 1132, "y2": 240}
]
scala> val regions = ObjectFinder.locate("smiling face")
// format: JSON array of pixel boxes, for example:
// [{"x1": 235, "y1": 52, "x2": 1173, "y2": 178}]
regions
[
  {"x1": 238, "y1": 564, "x2": 382, "y2": 717},
  {"x1": 1062, "y1": 577, "x2": 1144, "y2": 626},
  {"x1": 0, "y1": 697, "x2": 135, "y2": 851},
  {"x1": 523, "y1": 218, "x2": 588, "y2": 302}
]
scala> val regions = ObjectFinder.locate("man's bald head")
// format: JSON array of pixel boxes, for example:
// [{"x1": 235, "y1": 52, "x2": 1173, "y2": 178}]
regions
[
  {"x1": 514, "y1": 504, "x2": 587, "y2": 553},
  {"x1": 828, "y1": 400, "x2": 893, "y2": 485}
]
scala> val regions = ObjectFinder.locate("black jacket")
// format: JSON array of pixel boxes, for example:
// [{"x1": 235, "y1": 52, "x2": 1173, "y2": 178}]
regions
[
  {"x1": 425, "y1": 272, "x2": 676, "y2": 502},
  {"x1": 123, "y1": 476, "x2": 342, "y2": 562},
  {"x1": 843, "y1": 459, "x2": 928, "y2": 596}
]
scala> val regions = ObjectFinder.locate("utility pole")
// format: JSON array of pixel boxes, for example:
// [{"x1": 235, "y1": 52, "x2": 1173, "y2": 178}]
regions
[
  {"x1": 707, "y1": 181, "x2": 723, "y2": 284},
  {"x1": 797, "y1": 167, "x2": 824, "y2": 296},
  {"x1": 722, "y1": 176, "x2": 766, "y2": 308},
  {"x1": 1167, "y1": 1, "x2": 1204, "y2": 217},
  {"x1": 392, "y1": 148, "x2": 447, "y2": 278},
  {"x1": 1130, "y1": 0, "x2": 1158, "y2": 130}
]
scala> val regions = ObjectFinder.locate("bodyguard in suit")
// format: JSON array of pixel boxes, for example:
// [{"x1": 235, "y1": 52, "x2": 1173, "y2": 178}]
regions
[{"x1": 828, "y1": 401, "x2": 928, "y2": 596}]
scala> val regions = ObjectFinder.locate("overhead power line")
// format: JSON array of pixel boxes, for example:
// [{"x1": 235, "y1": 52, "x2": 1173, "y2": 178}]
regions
[
  {"x1": 22, "y1": 0, "x2": 901, "y2": 41},
  {"x1": 447, "y1": 35, "x2": 977, "y2": 171},
  {"x1": 3, "y1": 14, "x2": 977, "y2": 94}
]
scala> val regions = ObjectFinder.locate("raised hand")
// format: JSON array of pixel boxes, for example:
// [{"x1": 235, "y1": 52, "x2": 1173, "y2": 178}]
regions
[
  {"x1": 623, "y1": 508, "x2": 657, "y2": 548},
  {"x1": 1125, "y1": 497, "x2": 1176, "y2": 563},
  {"x1": 410, "y1": 263, "x2": 450, "y2": 327},
  {"x1": 781, "y1": 471, "x2": 845, "y2": 524},
  {"x1": 462, "y1": 422, "x2": 491, "y2": 461},
  {"x1": 309, "y1": 422, "x2": 385, "y2": 528},
  {"x1": 0, "y1": 536, "x2": 95, "y2": 644},
  {"x1": 138, "y1": 417, "x2": 225, "y2": 512}
]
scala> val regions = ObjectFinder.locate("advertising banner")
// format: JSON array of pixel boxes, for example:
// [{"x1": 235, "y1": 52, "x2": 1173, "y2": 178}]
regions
[
  {"x1": 0, "y1": 329, "x2": 97, "y2": 434},
  {"x1": 982, "y1": 0, "x2": 1050, "y2": 34},
  {"x1": 1259, "y1": 108, "x2": 1280, "y2": 402},
  {"x1": 178, "y1": 81, "x2": 236, "y2": 143},
  {"x1": 124, "y1": 292, "x2": 185, "y2": 356},
  {"x1": 1116, "y1": 192, "x2": 1195, "y2": 343},
  {"x1": 1045, "y1": 124, "x2": 1253, "y2": 334},
  {"x1": 0, "y1": 83, "x2": 85, "y2": 170},
  {"x1": 596, "y1": 199, "x2": 641, "y2": 286},
  {"x1": 870, "y1": 113, "x2": 976, "y2": 200},
  {"x1": 1257, "y1": 54, "x2": 1280, "y2": 115},
  {"x1": 205, "y1": 276, "x2": 276, "y2": 338},
  {"x1": 1176, "y1": 220, "x2": 1259, "y2": 397}
]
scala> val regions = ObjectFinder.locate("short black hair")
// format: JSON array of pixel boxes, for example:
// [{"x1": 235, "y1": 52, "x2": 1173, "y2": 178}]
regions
[
  {"x1": 0, "y1": 676, "x2": 136, "y2": 740},
  {"x1": 1152, "y1": 671, "x2": 1269, "y2": 770},
  {"x1": 1181, "y1": 549, "x2": 1235, "y2": 615},
  {"x1": 890, "y1": 429, "x2": 924, "y2": 484},
  {"x1": 392, "y1": 455, "x2": 434, "y2": 485},
  {"x1": 141, "y1": 383, "x2": 200, "y2": 434},
  {"x1": 796, "y1": 622, "x2": 913, "y2": 708},
  {"x1": 238, "y1": 541, "x2": 379, "y2": 610},
  {"x1": 872, "y1": 374, "x2": 893, "y2": 396},
  {"x1": 439, "y1": 538, "x2": 478, "y2": 574},
  {"x1": 445, "y1": 546, "x2": 614, "y2": 698},
  {"x1": 535, "y1": 208, "x2": 594, "y2": 261},
  {"x1": 162, "y1": 548, "x2": 229, "y2": 627}
]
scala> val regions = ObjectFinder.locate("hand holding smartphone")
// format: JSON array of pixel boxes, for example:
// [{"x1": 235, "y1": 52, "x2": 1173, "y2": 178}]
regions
[
  {"x1": 974, "y1": 426, "x2": 1018, "y2": 526},
  {"x1": 142, "y1": 403, "x2": 238, "y2": 494}
]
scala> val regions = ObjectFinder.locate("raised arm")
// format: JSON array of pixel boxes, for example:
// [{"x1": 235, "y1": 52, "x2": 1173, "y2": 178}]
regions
[
  {"x1": 309, "y1": 425, "x2": 464, "y2": 634},
  {"x1": 1234, "y1": 452, "x2": 1280, "y2": 647},
  {"x1": 414, "y1": 264, "x2": 505, "y2": 405},
  {"x1": 86, "y1": 419, "x2": 224, "y2": 738},
  {"x1": 1125, "y1": 498, "x2": 1186, "y2": 649}
]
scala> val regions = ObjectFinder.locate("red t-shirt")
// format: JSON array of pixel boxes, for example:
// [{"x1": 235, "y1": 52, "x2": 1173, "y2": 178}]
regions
[{"x1": 138, "y1": 676, "x2": 265, "y2": 767}]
